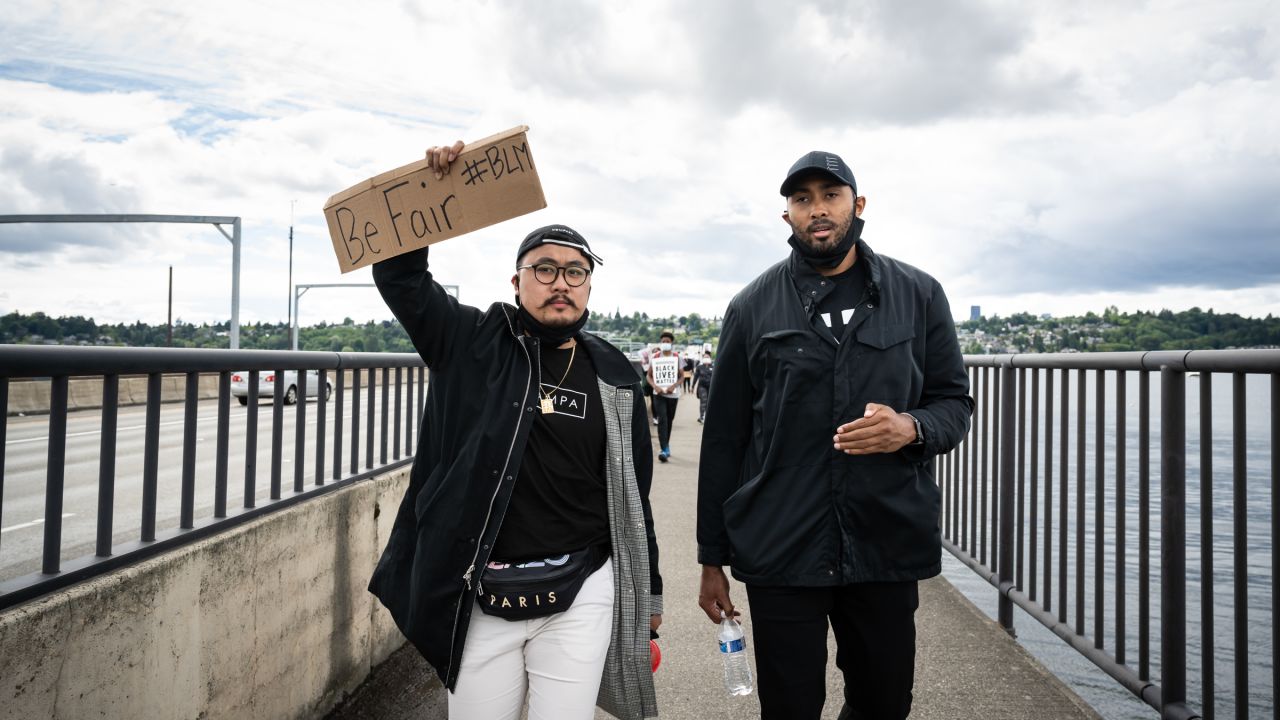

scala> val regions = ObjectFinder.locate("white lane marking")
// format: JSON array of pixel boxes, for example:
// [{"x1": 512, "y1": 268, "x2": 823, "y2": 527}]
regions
[{"x1": 1, "y1": 513, "x2": 76, "y2": 534}]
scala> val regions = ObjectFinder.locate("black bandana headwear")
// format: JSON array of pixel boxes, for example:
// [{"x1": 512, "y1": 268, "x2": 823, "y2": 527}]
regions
[
  {"x1": 788, "y1": 216, "x2": 864, "y2": 270},
  {"x1": 517, "y1": 305, "x2": 590, "y2": 345}
]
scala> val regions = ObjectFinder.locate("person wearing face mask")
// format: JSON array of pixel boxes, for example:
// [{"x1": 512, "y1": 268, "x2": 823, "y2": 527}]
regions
[
  {"x1": 696, "y1": 151, "x2": 973, "y2": 720},
  {"x1": 367, "y1": 142, "x2": 662, "y2": 720},
  {"x1": 691, "y1": 351, "x2": 714, "y2": 424},
  {"x1": 646, "y1": 331, "x2": 681, "y2": 463}
]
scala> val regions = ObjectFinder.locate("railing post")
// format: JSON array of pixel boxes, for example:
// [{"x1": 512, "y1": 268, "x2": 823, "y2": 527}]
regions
[
  {"x1": 43, "y1": 376, "x2": 69, "y2": 573},
  {"x1": 350, "y1": 369, "x2": 361, "y2": 475},
  {"x1": 96, "y1": 375, "x2": 118, "y2": 556},
  {"x1": 245, "y1": 370, "x2": 259, "y2": 508},
  {"x1": 315, "y1": 369, "x2": 328, "y2": 486},
  {"x1": 294, "y1": 369, "x2": 307, "y2": 493},
  {"x1": 0, "y1": 379, "x2": 7, "y2": 559},
  {"x1": 998, "y1": 363, "x2": 1017, "y2": 634},
  {"x1": 1271, "y1": 372, "x2": 1279, "y2": 708},
  {"x1": 141, "y1": 372, "x2": 161, "y2": 542},
  {"x1": 1160, "y1": 365, "x2": 1187, "y2": 718},
  {"x1": 270, "y1": 368, "x2": 284, "y2": 500},
  {"x1": 366, "y1": 367, "x2": 376, "y2": 470},
  {"x1": 215, "y1": 371, "x2": 230, "y2": 518},
  {"x1": 180, "y1": 371, "x2": 199, "y2": 529},
  {"x1": 334, "y1": 369, "x2": 346, "y2": 481}
]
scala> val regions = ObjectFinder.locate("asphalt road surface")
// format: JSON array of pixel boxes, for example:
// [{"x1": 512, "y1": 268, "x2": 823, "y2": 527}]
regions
[{"x1": 1, "y1": 388, "x2": 416, "y2": 584}]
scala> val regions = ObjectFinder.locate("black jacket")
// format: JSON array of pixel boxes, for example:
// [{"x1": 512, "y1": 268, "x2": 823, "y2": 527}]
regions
[
  {"x1": 692, "y1": 362, "x2": 713, "y2": 394},
  {"x1": 367, "y1": 248, "x2": 662, "y2": 698},
  {"x1": 697, "y1": 239, "x2": 972, "y2": 585}
]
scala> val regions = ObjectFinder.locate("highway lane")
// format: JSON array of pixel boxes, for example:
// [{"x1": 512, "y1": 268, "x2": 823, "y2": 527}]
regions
[{"x1": 2, "y1": 386, "x2": 420, "y2": 584}]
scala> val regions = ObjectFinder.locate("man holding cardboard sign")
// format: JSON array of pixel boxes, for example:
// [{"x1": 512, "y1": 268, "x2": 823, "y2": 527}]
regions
[{"x1": 363, "y1": 139, "x2": 662, "y2": 720}]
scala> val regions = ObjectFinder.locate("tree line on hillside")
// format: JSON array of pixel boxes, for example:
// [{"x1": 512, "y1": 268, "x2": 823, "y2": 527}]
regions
[
  {"x1": 2, "y1": 306, "x2": 1276, "y2": 353},
  {"x1": 958, "y1": 306, "x2": 1280, "y2": 353},
  {"x1": 0, "y1": 310, "x2": 719, "y2": 352}
]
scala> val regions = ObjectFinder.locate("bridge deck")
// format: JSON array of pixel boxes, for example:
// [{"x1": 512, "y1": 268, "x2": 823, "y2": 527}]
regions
[{"x1": 328, "y1": 392, "x2": 1101, "y2": 719}]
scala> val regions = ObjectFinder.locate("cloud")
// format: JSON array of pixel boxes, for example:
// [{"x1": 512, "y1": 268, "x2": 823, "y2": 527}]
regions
[
  {"x1": 1, "y1": 0, "x2": 1278, "y2": 326},
  {"x1": 493, "y1": 0, "x2": 1081, "y2": 126}
]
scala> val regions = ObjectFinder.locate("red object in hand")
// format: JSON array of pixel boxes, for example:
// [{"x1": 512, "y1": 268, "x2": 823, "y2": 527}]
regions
[{"x1": 650, "y1": 639, "x2": 661, "y2": 672}]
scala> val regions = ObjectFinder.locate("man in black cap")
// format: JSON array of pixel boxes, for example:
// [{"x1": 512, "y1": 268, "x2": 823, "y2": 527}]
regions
[
  {"x1": 696, "y1": 151, "x2": 973, "y2": 719},
  {"x1": 367, "y1": 141, "x2": 662, "y2": 720}
]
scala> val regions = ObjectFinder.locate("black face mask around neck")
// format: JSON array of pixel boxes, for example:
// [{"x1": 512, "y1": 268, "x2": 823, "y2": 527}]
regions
[
  {"x1": 517, "y1": 305, "x2": 590, "y2": 345},
  {"x1": 788, "y1": 216, "x2": 864, "y2": 270}
]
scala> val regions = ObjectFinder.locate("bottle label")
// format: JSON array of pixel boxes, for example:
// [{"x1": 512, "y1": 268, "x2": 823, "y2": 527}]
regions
[{"x1": 719, "y1": 638, "x2": 745, "y2": 653}]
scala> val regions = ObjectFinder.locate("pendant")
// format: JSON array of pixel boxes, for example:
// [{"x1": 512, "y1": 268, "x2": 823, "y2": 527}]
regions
[{"x1": 540, "y1": 398, "x2": 555, "y2": 414}]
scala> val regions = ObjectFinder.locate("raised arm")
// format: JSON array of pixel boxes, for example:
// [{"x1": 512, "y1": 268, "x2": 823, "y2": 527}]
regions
[
  {"x1": 371, "y1": 247, "x2": 484, "y2": 370},
  {"x1": 369, "y1": 140, "x2": 485, "y2": 369}
]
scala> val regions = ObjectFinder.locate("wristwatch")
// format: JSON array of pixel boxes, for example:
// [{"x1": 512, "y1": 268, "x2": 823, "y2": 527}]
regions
[{"x1": 904, "y1": 413, "x2": 924, "y2": 446}]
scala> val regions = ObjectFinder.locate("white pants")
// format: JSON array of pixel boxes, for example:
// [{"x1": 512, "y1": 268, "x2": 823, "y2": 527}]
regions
[{"x1": 448, "y1": 557, "x2": 614, "y2": 720}]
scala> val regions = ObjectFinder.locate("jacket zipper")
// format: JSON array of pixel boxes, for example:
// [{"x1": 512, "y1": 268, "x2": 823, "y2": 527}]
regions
[
  {"x1": 446, "y1": 329, "x2": 535, "y2": 686},
  {"x1": 468, "y1": 338, "x2": 539, "y2": 596}
]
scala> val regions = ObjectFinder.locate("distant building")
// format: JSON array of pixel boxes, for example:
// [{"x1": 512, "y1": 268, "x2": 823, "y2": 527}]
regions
[{"x1": 970, "y1": 305, "x2": 981, "y2": 321}]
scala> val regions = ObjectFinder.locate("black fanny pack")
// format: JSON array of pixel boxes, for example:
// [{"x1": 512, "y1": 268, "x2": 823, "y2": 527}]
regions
[{"x1": 477, "y1": 544, "x2": 609, "y2": 620}]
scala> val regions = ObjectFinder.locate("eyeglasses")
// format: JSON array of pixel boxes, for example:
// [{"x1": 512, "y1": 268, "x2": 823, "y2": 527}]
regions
[{"x1": 517, "y1": 263, "x2": 592, "y2": 287}]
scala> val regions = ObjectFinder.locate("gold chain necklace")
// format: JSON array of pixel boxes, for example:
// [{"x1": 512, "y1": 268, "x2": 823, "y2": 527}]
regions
[{"x1": 539, "y1": 341, "x2": 576, "y2": 414}]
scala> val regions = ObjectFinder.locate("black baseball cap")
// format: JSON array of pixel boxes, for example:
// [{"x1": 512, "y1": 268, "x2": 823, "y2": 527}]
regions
[
  {"x1": 779, "y1": 151, "x2": 857, "y2": 197},
  {"x1": 516, "y1": 224, "x2": 604, "y2": 268}
]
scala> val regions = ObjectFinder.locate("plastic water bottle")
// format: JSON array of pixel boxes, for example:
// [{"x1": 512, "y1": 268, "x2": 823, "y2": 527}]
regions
[{"x1": 718, "y1": 611, "x2": 753, "y2": 696}]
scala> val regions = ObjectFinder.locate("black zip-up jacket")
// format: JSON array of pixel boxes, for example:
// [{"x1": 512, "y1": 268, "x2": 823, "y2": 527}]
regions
[
  {"x1": 367, "y1": 248, "x2": 662, "y2": 702},
  {"x1": 697, "y1": 239, "x2": 973, "y2": 585}
]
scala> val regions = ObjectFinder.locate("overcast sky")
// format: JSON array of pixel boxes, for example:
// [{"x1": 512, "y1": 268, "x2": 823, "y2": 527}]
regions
[{"x1": 1, "y1": 0, "x2": 1277, "y2": 329}]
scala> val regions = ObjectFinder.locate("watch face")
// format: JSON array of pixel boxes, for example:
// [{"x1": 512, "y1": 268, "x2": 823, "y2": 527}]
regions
[{"x1": 908, "y1": 414, "x2": 923, "y2": 443}]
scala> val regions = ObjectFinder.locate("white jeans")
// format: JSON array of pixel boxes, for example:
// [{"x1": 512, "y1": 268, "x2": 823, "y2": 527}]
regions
[{"x1": 448, "y1": 557, "x2": 614, "y2": 720}]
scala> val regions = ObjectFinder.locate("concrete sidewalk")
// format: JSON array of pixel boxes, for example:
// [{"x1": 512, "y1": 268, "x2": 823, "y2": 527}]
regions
[{"x1": 328, "y1": 393, "x2": 1100, "y2": 719}]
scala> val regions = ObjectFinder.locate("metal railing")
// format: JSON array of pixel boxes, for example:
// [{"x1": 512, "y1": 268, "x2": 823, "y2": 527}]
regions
[
  {"x1": 0, "y1": 345, "x2": 425, "y2": 610},
  {"x1": 942, "y1": 349, "x2": 1280, "y2": 720}
]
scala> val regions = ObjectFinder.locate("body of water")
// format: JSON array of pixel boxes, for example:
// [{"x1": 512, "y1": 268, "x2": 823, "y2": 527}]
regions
[{"x1": 942, "y1": 370, "x2": 1275, "y2": 719}]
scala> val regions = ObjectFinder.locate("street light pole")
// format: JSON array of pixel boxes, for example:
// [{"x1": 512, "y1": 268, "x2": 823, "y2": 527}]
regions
[{"x1": 287, "y1": 200, "x2": 295, "y2": 350}]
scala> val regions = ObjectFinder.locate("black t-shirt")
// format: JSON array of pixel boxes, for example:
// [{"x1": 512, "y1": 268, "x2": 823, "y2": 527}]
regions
[
  {"x1": 816, "y1": 260, "x2": 868, "y2": 342},
  {"x1": 492, "y1": 340, "x2": 610, "y2": 561}
]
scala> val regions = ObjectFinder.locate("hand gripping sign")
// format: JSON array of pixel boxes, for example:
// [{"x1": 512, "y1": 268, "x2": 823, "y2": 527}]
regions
[
  {"x1": 650, "y1": 355, "x2": 679, "y2": 389},
  {"x1": 323, "y1": 126, "x2": 547, "y2": 273}
]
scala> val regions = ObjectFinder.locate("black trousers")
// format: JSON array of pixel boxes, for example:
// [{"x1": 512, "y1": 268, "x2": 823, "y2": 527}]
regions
[
  {"x1": 746, "y1": 581, "x2": 919, "y2": 720},
  {"x1": 653, "y1": 395, "x2": 678, "y2": 449}
]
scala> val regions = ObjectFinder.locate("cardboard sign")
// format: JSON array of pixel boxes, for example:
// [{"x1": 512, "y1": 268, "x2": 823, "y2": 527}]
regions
[
  {"x1": 651, "y1": 355, "x2": 680, "y2": 388},
  {"x1": 323, "y1": 126, "x2": 547, "y2": 273}
]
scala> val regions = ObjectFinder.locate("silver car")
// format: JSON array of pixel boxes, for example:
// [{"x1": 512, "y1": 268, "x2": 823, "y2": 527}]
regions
[{"x1": 229, "y1": 369, "x2": 332, "y2": 406}]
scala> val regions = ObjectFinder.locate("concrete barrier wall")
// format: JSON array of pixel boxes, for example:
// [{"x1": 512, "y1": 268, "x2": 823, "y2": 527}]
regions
[
  {"x1": 6, "y1": 371, "x2": 370, "y2": 417},
  {"x1": 6, "y1": 375, "x2": 222, "y2": 416},
  {"x1": 0, "y1": 467, "x2": 412, "y2": 720}
]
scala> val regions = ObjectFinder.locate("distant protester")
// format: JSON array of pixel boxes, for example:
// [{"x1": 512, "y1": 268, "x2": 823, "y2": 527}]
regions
[
  {"x1": 692, "y1": 351, "x2": 713, "y2": 423},
  {"x1": 696, "y1": 150, "x2": 973, "y2": 719},
  {"x1": 646, "y1": 330, "x2": 682, "y2": 463}
]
